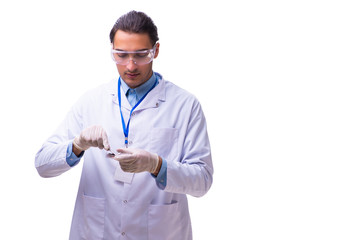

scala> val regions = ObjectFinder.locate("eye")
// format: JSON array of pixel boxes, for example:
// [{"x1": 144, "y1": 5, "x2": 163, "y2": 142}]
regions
[
  {"x1": 135, "y1": 51, "x2": 150, "y2": 58},
  {"x1": 117, "y1": 53, "x2": 128, "y2": 58}
]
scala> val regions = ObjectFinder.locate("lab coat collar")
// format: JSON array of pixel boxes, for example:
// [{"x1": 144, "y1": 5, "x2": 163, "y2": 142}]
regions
[{"x1": 108, "y1": 73, "x2": 166, "y2": 111}]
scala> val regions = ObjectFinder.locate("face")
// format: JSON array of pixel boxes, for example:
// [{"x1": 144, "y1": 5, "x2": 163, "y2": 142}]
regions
[{"x1": 113, "y1": 30, "x2": 159, "y2": 89}]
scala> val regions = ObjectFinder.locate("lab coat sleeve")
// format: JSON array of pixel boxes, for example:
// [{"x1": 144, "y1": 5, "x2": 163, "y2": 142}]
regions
[
  {"x1": 165, "y1": 100, "x2": 213, "y2": 197},
  {"x1": 35, "y1": 96, "x2": 84, "y2": 178}
]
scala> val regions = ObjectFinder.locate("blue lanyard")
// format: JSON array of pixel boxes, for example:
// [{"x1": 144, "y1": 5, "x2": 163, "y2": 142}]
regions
[{"x1": 117, "y1": 78, "x2": 158, "y2": 147}]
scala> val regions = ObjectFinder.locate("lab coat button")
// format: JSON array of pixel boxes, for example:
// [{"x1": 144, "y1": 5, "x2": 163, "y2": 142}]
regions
[
  {"x1": 123, "y1": 200, "x2": 127, "y2": 204},
  {"x1": 122, "y1": 232, "x2": 126, "y2": 236}
]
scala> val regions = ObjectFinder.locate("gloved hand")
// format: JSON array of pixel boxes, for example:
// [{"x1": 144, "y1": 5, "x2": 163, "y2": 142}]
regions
[
  {"x1": 73, "y1": 125, "x2": 110, "y2": 152},
  {"x1": 113, "y1": 148, "x2": 160, "y2": 174}
]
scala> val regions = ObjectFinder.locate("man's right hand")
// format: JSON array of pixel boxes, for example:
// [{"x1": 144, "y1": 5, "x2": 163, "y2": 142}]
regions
[{"x1": 73, "y1": 125, "x2": 110, "y2": 154}]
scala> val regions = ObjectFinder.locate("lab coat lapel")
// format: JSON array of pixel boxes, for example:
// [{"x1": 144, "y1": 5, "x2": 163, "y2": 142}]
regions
[
  {"x1": 109, "y1": 78, "x2": 132, "y2": 111},
  {"x1": 134, "y1": 78, "x2": 166, "y2": 112}
]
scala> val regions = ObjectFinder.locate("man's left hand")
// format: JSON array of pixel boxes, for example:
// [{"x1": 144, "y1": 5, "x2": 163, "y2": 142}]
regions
[{"x1": 113, "y1": 148, "x2": 160, "y2": 174}]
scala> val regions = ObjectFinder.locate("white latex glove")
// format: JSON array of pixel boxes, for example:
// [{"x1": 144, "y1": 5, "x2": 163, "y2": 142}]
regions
[
  {"x1": 114, "y1": 148, "x2": 160, "y2": 173},
  {"x1": 73, "y1": 125, "x2": 110, "y2": 151}
]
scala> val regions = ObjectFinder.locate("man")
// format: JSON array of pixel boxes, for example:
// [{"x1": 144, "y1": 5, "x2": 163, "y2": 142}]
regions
[{"x1": 35, "y1": 10, "x2": 213, "y2": 240}]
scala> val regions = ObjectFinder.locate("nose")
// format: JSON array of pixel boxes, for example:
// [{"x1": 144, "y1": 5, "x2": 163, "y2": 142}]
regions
[{"x1": 126, "y1": 58, "x2": 137, "y2": 71}]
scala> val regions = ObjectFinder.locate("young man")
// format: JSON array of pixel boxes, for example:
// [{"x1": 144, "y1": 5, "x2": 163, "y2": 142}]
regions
[{"x1": 35, "y1": 10, "x2": 213, "y2": 240}]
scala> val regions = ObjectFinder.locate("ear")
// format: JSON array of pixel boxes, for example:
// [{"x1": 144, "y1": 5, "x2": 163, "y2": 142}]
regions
[{"x1": 154, "y1": 42, "x2": 160, "y2": 58}]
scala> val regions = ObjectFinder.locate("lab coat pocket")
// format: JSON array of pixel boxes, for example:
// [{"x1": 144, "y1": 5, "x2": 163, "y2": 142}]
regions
[
  {"x1": 150, "y1": 128, "x2": 179, "y2": 160},
  {"x1": 148, "y1": 201, "x2": 183, "y2": 240},
  {"x1": 81, "y1": 194, "x2": 105, "y2": 240}
]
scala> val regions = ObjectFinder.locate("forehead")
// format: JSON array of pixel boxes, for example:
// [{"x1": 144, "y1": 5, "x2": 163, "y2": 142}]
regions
[{"x1": 113, "y1": 30, "x2": 152, "y2": 51}]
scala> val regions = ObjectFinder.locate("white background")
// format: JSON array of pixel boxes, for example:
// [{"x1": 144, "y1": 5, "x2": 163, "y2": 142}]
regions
[{"x1": 0, "y1": 0, "x2": 359, "y2": 239}]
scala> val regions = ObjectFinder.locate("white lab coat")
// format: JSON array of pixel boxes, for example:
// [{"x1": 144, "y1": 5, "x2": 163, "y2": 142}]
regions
[{"x1": 35, "y1": 75, "x2": 213, "y2": 240}]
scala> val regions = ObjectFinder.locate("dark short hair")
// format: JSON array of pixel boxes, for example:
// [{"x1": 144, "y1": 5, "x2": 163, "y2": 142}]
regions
[{"x1": 109, "y1": 10, "x2": 159, "y2": 46}]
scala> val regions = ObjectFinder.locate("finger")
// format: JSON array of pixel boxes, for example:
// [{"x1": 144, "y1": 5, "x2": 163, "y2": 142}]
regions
[
  {"x1": 116, "y1": 148, "x2": 132, "y2": 154},
  {"x1": 79, "y1": 129, "x2": 91, "y2": 149},
  {"x1": 113, "y1": 154, "x2": 133, "y2": 162},
  {"x1": 99, "y1": 127, "x2": 110, "y2": 150},
  {"x1": 87, "y1": 126, "x2": 98, "y2": 147},
  {"x1": 95, "y1": 126, "x2": 104, "y2": 149},
  {"x1": 102, "y1": 134, "x2": 110, "y2": 151},
  {"x1": 97, "y1": 139, "x2": 104, "y2": 149},
  {"x1": 80, "y1": 128, "x2": 90, "y2": 142}
]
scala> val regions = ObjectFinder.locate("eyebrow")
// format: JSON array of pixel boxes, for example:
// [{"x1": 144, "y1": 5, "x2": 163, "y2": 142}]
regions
[{"x1": 114, "y1": 48, "x2": 149, "y2": 52}]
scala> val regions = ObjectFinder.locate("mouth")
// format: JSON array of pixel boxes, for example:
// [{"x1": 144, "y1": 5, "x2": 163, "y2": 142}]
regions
[{"x1": 125, "y1": 72, "x2": 140, "y2": 79}]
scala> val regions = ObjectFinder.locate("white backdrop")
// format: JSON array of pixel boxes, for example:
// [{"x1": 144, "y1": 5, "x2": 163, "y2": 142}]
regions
[{"x1": 0, "y1": 0, "x2": 359, "y2": 239}]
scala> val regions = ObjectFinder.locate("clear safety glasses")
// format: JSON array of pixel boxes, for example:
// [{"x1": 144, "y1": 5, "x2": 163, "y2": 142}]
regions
[{"x1": 111, "y1": 43, "x2": 157, "y2": 65}]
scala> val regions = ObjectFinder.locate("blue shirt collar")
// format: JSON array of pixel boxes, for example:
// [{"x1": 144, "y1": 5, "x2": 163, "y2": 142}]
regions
[{"x1": 120, "y1": 72, "x2": 157, "y2": 100}]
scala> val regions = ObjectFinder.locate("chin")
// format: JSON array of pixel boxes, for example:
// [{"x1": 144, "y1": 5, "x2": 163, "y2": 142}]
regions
[{"x1": 124, "y1": 79, "x2": 142, "y2": 89}]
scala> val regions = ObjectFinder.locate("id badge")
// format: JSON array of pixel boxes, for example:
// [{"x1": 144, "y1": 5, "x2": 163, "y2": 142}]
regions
[{"x1": 114, "y1": 165, "x2": 134, "y2": 184}]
